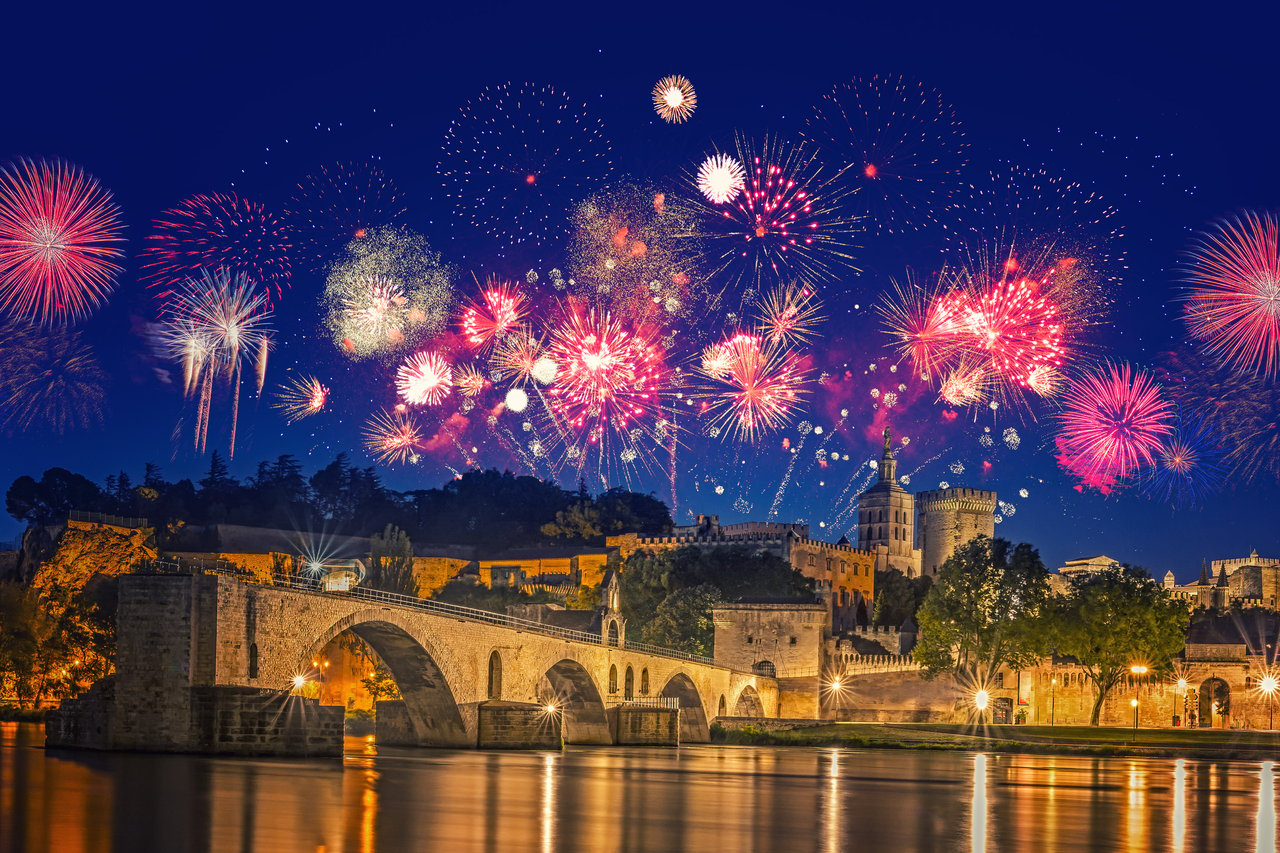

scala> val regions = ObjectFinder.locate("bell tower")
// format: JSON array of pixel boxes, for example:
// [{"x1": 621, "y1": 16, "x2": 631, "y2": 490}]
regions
[{"x1": 856, "y1": 427, "x2": 921, "y2": 576}]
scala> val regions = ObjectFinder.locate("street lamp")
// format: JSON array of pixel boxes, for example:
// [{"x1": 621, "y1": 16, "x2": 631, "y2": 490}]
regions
[
  {"x1": 1130, "y1": 698, "x2": 1140, "y2": 741},
  {"x1": 975, "y1": 689, "x2": 990, "y2": 724},
  {"x1": 1261, "y1": 675, "x2": 1278, "y2": 730},
  {"x1": 1050, "y1": 677, "x2": 1057, "y2": 727},
  {"x1": 1129, "y1": 666, "x2": 1147, "y2": 738},
  {"x1": 1174, "y1": 678, "x2": 1187, "y2": 727}
]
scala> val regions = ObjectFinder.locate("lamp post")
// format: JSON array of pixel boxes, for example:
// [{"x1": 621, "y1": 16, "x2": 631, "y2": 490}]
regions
[
  {"x1": 1130, "y1": 699, "x2": 1139, "y2": 741},
  {"x1": 1129, "y1": 665, "x2": 1148, "y2": 738},
  {"x1": 1261, "y1": 675, "x2": 1278, "y2": 730},
  {"x1": 1050, "y1": 677, "x2": 1057, "y2": 727}
]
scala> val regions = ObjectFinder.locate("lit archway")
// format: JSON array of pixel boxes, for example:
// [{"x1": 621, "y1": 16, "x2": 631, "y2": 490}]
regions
[
  {"x1": 660, "y1": 672, "x2": 710, "y2": 743},
  {"x1": 733, "y1": 685, "x2": 764, "y2": 717},
  {"x1": 1199, "y1": 677, "x2": 1230, "y2": 728},
  {"x1": 542, "y1": 659, "x2": 611, "y2": 744}
]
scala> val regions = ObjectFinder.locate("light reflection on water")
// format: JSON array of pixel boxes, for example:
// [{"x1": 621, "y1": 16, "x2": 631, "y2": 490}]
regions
[{"x1": 2, "y1": 723, "x2": 1278, "y2": 853}]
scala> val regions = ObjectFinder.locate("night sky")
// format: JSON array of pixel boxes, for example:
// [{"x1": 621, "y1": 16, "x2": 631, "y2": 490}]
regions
[{"x1": 3, "y1": 2, "x2": 1278, "y2": 578}]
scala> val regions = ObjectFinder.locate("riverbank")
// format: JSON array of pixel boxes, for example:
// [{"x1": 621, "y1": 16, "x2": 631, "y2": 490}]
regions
[{"x1": 711, "y1": 721, "x2": 1280, "y2": 760}]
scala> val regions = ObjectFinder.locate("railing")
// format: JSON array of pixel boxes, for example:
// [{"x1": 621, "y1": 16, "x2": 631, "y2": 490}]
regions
[
  {"x1": 69, "y1": 510, "x2": 150, "y2": 529},
  {"x1": 141, "y1": 557, "x2": 720, "y2": 667},
  {"x1": 617, "y1": 696, "x2": 681, "y2": 709}
]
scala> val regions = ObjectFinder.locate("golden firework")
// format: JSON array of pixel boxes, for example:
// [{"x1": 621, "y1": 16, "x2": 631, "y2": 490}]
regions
[{"x1": 652, "y1": 75, "x2": 696, "y2": 123}]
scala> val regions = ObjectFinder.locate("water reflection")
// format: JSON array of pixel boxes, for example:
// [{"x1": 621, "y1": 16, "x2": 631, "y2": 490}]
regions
[{"x1": 3, "y1": 723, "x2": 1279, "y2": 853}]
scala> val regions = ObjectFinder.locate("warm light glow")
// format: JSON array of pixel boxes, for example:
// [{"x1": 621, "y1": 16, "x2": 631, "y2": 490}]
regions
[
  {"x1": 1130, "y1": 698, "x2": 1140, "y2": 708},
  {"x1": 1177, "y1": 678, "x2": 1188, "y2": 690},
  {"x1": 544, "y1": 703, "x2": 558, "y2": 714},
  {"x1": 1261, "y1": 675, "x2": 1279, "y2": 695},
  {"x1": 974, "y1": 690, "x2": 990, "y2": 711},
  {"x1": 292, "y1": 675, "x2": 308, "y2": 689},
  {"x1": 829, "y1": 678, "x2": 843, "y2": 692},
  {"x1": 1130, "y1": 665, "x2": 1149, "y2": 675}
]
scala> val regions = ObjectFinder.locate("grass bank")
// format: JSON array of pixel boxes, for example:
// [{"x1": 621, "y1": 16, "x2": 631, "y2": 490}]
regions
[
  {"x1": 0, "y1": 706, "x2": 46, "y2": 723},
  {"x1": 711, "y1": 722, "x2": 1280, "y2": 760}
]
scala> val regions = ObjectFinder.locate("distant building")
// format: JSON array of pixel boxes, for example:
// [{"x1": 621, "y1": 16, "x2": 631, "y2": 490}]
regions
[{"x1": 1165, "y1": 550, "x2": 1280, "y2": 610}]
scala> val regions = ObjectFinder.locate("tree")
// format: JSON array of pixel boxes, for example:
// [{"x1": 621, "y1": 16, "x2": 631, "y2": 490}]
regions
[
  {"x1": 366, "y1": 524, "x2": 419, "y2": 597},
  {"x1": 361, "y1": 662, "x2": 401, "y2": 702},
  {"x1": 873, "y1": 569, "x2": 933, "y2": 627},
  {"x1": 5, "y1": 469, "x2": 104, "y2": 525},
  {"x1": 914, "y1": 537, "x2": 1052, "y2": 687},
  {"x1": 1048, "y1": 565, "x2": 1189, "y2": 725},
  {"x1": 540, "y1": 500, "x2": 603, "y2": 541},
  {"x1": 643, "y1": 584, "x2": 723, "y2": 656}
]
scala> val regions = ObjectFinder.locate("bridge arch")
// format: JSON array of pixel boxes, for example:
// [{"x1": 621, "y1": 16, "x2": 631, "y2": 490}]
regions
[
  {"x1": 660, "y1": 671, "x2": 710, "y2": 743},
  {"x1": 542, "y1": 659, "x2": 611, "y2": 744},
  {"x1": 304, "y1": 612, "x2": 469, "y2": 747},
  {"x1": 732, "y1": 685, "x2": 764, "y2": 717}
]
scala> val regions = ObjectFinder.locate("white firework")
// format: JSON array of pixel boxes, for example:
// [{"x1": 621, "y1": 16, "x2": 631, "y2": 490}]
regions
[{"x1": 696, "y1": 153, "x2": 746, "y2": 204}]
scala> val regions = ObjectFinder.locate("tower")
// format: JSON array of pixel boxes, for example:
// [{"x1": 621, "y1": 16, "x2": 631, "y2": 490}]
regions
[
  {"x1": 856, "y1": 427, "x2": 921, "y2": 576},
  {"x1": 915, "y1": 487, "x2": 998, "y2": 576}
]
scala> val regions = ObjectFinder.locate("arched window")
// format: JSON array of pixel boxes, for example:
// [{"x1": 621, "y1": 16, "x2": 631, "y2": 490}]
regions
[
  {"x1": 609, "y1": 665, "x2": 618, "y2": 694},
  {"x1": 625, "y1": 666, "x2": 635, "y2": 700},
  {"x1": 607, "y1": 621, "x2": 619, "y2": 647},
  {"x1": 487, "y1": 650, "x2": 502, "y2": 699},
  {"x1": 808, "y1": 554, "x2": 816, "y2": 567},
  {"x1": 718, "y1": 695, "x2": 727, "y2": 717},
  {"x1": 753, "y1": 661, "x2": 777, "y2": 678},
  {"x1": 640, "y1": 668, "x2": 650, "y2": 695}
]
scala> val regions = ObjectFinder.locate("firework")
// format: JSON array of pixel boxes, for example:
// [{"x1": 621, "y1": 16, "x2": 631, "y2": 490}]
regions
[
  {"x1": 677, "y1": 134, "x2": 859, "y2": 288},
  {"x1": 490, "y1": 327, "x2": 548, "y2": 386},
  {"x1": 284, "y1": 160, "x2": 407, "y2": 268},
  {"x1": 459, "y1": 278, "x2": 528, "y2": 350},
  {"x1": 159, "y1": 270, "x2": 273, "y2": 456},
  {"x1": 652, "y1": 75, "x2": 697, "y2": 123},
  {"x1": 322, "y1": 227, "x2": 453, "y2": 359},
  {"x1": 696, "y1": 153, "x2": 746, "y2": 204},
  {"x1": 1182, "y1": 212, "x2": 1280, "y2": 377},
  {"x1": 273, "y1": 374, "x2": 329, "y2": 422},
  {"x1": 802, "y1": 75, "x2": 968, "y2": 234},
  {"x1": 141, "y1": 193, "x2": 291, "y2": 306},
  {"x1": 396, "y1": 351, "x2": 453, "y2": 406},
  {"x1": 878, "y1": 275, "x2": 968, "y2": 379},
  {"x1": 363, "y1": 408, "x2": 423, "y2": 464},
  {"x1": 0, "y1": 319, "x2": 106, "y2": 433},
  {"x1": 1139, "y1": 414, "x2": 1226, "y2": 508},
  {"x1": 1054, "y1": 362, "x2": 1173, "y2": 491},
  {"x1": 439, "y1": 83, "x2": 614, "y2": 247},
  {"x1": 455, "y1": 363, "x2": 488, "y2": 397},
  {"x1": 754, "y1": 281, "x2": 825, "y2": 347},
  {"x1": 695, "y1": 332, "x2": 809, "y2": 442},
  {"x1": 0, "y1": 158, "x2": 125, "y2": 325},
  {"x1": 937, "y1": 364, "x2": 988, "y2": 406}
]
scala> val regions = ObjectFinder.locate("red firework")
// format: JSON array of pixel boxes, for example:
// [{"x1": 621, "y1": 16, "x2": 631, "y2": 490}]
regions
[
  {"x1": 696, "y1": 332, "x2": 809, "y2": 441},
  {"x1": 545, "y1": 309, "x2": 667, "y2": 439},
  {"x1": 362, "y1": 409, "x2": 423, "y2": 464},
  {"x1": 459, "y1": 279, "x2": 528, "y2": 350},
  {"x1": 959, "y1": 275, "x2": 1065, "y2": 384},
  {"x1": 1183, "y1": 212, "x2": 1280, "y2": 377},
  {"x1": 396, "y1": 351, "x2": 453, "y2": 406},
  {"x1": 0, "y1": 158, "x2": 125, "y2": 324},
  {"x1": 1054, "y1": 362, "x2": 1174, "y2": 491},
  {"x1": 141, "y1": 193, "x2": 292, "y2": 306}
]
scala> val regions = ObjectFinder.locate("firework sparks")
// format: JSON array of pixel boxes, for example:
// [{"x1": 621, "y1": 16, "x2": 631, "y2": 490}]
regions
[
  {"x1": 652, "y1": 75, "x2": 697, "y2": 123},
  {"x1": 141, "y1": 193, "x2": 291, "y2": 306},
  {"x1": 396, "y1": 351, "x2": 453, "y2": 406},
  {"x1": 1140, "y1": 414, "x2": 1226, "y2": 508},
  {"x1": 273, "y1": 374, "x2": 329, "y2": 422},
  {"x1": 0, "y1": 319, "x2": 106, "y2": 433},
  {"x1": 0, "y1": 158, "x2": 125, "y2": 325},
  {"x1": 754, "y1": 281, "x2": 825, "y2": 347},
  {"x1": 696, "y1": 153, "x2": 746, "y2": 204},
  {"x1": 695, "y1": 332, "x2": 809, "y2": 442},
  {"x1": 159, "y1": 270, "x2": 273, "y2": 457},
  {"x1": 439, "y1": 82, "x2": 614, "y2": 247},
  {"x1": 455, "y1": 363, "x2": 488, "y2": 397},
  {"x1": 459, "y1": 278, "x2": 528, "y2": 350},
  {"x1": 1054, "y1": 362, "x2": 1174, "y2": 492},
  {"x1": 363, "y1": 408, "x2": 423, "y2": 464},
  {"x1": 802, "y1": 74, "x2": 969, "y2": 234},
  {"x1": 1183, "y1": 212, "x2": 1280, "y2": 377},
  {"x1": 491, "y1": 327, "x2": 548, "y2": 386},
  {"x1": 284, "y1": 160, "x2": 407, "y2": 269}
]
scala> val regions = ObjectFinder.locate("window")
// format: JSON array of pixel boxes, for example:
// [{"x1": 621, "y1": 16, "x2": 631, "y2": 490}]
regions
[
  {"x1": 753, "y1": 661, "x2": 777, "y2": 677},
  {"x1": 609, "y1": 665, "x2": 618, "y2": 694},
  {"x1": 746, "y1": 635, "x2": 754, "y2": 644},
  {"x1": 487, "y1": 651, "x2": 502, "y2": 699},
  {"x1": 640, "y1": 668, "x2": 650, "y2": 695},
  {"x1": 826, "y1": 557, "x2": 833, "y2": 573},
  {"x1": 840, "y1": 560, "x2": 846, "y2": 574},
  {"x1": 248, "y1": 643, "x2": 259, "y2": 680},
  {"x1": 624, "y1": 666, "x2": 635, "y2": 700},
  {"x1": 808, "y1": 554, "x2": 816, "y2": 567},
  {"x1": 789, "y1": 636, "x2": 798, "y2": 646}
]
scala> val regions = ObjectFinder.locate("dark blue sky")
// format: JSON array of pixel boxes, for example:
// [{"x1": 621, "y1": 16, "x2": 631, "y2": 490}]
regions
[{"x1": 3, "y1": 1, "x2": 1278, "y2": 577}]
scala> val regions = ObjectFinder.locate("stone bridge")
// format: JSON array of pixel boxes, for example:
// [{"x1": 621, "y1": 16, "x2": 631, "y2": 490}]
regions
[{"x1": 49, "y1": 572, "x2": 777, "y2": 755}]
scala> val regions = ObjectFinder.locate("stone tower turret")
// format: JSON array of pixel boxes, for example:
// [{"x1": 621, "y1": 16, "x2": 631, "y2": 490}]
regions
[
  {"x1": 914, "y1": 487, "x2": 998, "y2": 576},
  {"x1": 856, "y1": 427, "x2": 921, "y2": 576}
]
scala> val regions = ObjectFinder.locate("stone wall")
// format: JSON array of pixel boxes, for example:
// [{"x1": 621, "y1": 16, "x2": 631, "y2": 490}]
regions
[
  {"x1": 615, "y1": 705, "x2": 679, "y2": 745},
  {"x1": 712, "y1": 603, "x2": 828, "y2": 678},
  {"x1": 829, "y1": 670, "x2": 964, "y2": 723},
  {"x1": 189, "y1": 687, "x2": 344, "y2": 756},
  {"x1": 477, "y1": 702, "x2": 562, "y2": 749},
  {"x1": 915, "y1": 487, "x2": 997, "y2": 577}
]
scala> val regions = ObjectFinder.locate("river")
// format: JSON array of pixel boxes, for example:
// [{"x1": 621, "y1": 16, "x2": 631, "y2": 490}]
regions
[{"x1": 2, "y1": 722, "x2": 1276, "y2": 852}]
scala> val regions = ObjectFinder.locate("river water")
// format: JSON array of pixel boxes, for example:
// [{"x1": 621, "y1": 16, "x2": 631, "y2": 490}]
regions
[{"x1": 2, "y1": 722, "x2": 1275, "y2": 852}]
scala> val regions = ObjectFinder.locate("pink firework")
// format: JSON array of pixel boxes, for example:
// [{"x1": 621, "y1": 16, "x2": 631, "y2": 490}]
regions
[
  {"x1": 878, "y1": 278, "x2": 968, "y2": 378},
  {"x1": 1183, "y1": 212, "x2": 1280, "y2": 377},
  {"x1": 0, "y1": 158, "x2": 125, "y2": 324},
  {"x1": 454, "y1": 363, "x2": 488, "y2": 397},
  {"x1": 459, "y1": 278, "x2": 528, "y2": 350},
  {"x1": 1054, "y1": 362, "x2": 1174, "y2": 491},
  {"x1": 141, "y1": 193, "x2": 292, "y2": 306},
  {"x1": 396, "y1": 351, "x2": 453, "y2": 406},
  {"x1": 363, "y1": 409, "x2": 423, "y2": 464},
  {"x1": 959, "y1": 275, "x2": 1065, "y2": 385},
  {"x1": 546, "y1": 309, "x2": 668, "y2": 439},
  {"x1": 696, "y1": 332, "x2": 809, "y2": 441}
]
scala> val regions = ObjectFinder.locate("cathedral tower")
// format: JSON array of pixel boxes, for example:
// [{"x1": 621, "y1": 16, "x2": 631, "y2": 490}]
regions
[{"x1": 856, "y1": 427, "x2": 921, "y2": 576}]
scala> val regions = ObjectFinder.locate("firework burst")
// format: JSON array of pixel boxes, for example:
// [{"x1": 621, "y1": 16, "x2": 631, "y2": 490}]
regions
[
  {"x1": 273, "y1": 374, "x2": 329, "y2": 422},
  {"x1": 459, "y1": 278, "x2": 528, "y2": 350},
  {"x1": 1054, "y1": 362, "x2": 1174, "y2": 492},
  {"x1": 695, "y1": 332, "x2": 809, "y2": 442},
  {"x1": 490, "y1": 327, "x2": 549, "y2": 386},
  {"x1": 696, "y1": 153, "x2": 746, "y2": 204},
  {"x1": 1139, "y1": 414, "x2": 1226, "y2": 508},
  {"x1": 0, "y1": 158, "x2": 125, "y2": 325},
  {"x1": 285, "y1": 160, "x2": 407, "y2": 269},
  {"x1": 754, "y1": 281, "x2": 825, "y2": 347},
  {"x1": 0, "y1": 319, "x2": 106, "y2": 433},
  {"x1": 363, "y1": 408, "x2": 423, "y2": 465},
  {"x1": 1182, "y1": 212, "x2": 1280, "y2": 377},
  {"x1": 159, "y1": 270, "x2": 273, "y2": 456},
  {"x1": 678, "y1": 134, "x2": 859, "y2": 288},
  {"x1": 141, "y1": 193, "x2": 292, "y2": 306},
  {"x1": 455, "y1": 363, "x2": 489, "y2": 397},
  {"x1": 439, "y1": 82, "x2": 614, "y2": 247},
  {"x1": 652, "y1": 75, "x2": 697, "y2": 123},
  {"x1": 396, "y1": 351, "x2": 453, "y2": 406},
  {"x1": 802, "y1": 75, "x2": 968, "y2": 234}
]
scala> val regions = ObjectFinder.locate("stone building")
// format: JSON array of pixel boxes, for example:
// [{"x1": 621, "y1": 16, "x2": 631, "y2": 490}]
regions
[
  {"x1": 856, "y1": 428, "x2": 921, "y2": 576},
  {"x1": 1161, "y1": 550, "x2": 1280, "y2": 611},
  {"x1": 712, "y1": 602, "x2": 829, "y2": 717},
  {"x1": 915, "y1": 487, "x2": 997, "y2": 577},
  {"x1": 608, "y1": 517, "x2": 875, "y2": 632}
]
